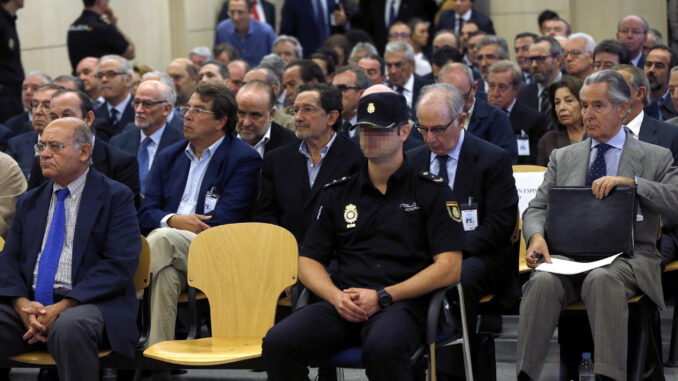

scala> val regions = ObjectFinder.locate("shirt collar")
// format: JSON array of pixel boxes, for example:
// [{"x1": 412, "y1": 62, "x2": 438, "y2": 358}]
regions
[
  {"x1": 107, "y1": 93, "x2": 132, "y2": 115},
  {"x1": 238, "y1": 123, "x2": 272, "y2": 148},
  {"x1": 591, "y1": 126, "x2": 626, "y2": 151},
  {"x1": 140, "y1": 123, "x2": 166, "y2": 145},
  {"x1": 403, "y1": 73, "x2": 415, "y2": 93},
  {"x1": 53, "y1": 167, "x2": 90, "y2": 199},
  {"x1": 625, "y1": 110, "x2": 644, "y2": 138},
  {"x1": 298, "y1": 131, "x2": 337, "y2": 159},
  {"x1": 506, "y1": 98, "x2": 517, "y2": 113},
  {"x1": 184, "y1": 135, "x2": 225, "y2": 161},
  {"x1": 429, "y1": 129, "x2": 465, "y2": 165},
  {"x1": 460, "y1": 9, "x2": 472, "y2": 21}
]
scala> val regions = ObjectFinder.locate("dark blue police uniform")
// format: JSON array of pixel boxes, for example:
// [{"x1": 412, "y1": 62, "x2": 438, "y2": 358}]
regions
[
  {"x1": 0, "y1": 5, "x2": 24, "y2": 123},
  {"x1": 67, "y1": 10, "x2": 129, "y2": 72}
]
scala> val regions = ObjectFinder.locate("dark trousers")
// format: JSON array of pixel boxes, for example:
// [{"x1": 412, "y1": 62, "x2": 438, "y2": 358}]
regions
[
  {"x1": 262, "y1": 300, "x2": 424, "y2": 381},
  {"x1": 0, "y1": 301, "x2": 106, "y2": 381}
]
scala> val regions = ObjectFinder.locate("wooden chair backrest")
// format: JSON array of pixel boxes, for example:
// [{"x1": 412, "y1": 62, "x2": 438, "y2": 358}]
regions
[
  {"x1": 187, "y1": 223, "x2": 298, "y2": 339},
  {"x1": 0, "y1": 236, "x2": 4, "y2": 252},
  {"x1": 512, "y1": 165, "x2": 547, "y2": 272},
  {"x1": 134, "y1": 236, "x2": 151, "y2": 292}
]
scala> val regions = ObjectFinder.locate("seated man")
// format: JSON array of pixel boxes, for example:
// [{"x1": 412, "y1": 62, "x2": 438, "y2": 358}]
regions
[
  {"x1": 517, "y1": 70, "x2": 678, "y2": 381},
  {"x1": 262, "y1": 91, "x2": 465, "y2": 381},
  {"x1": 0, "y1": 152, "x2": 27, "y2": 238},
  {"x1": 139, "y1": 82, "x2": 261, "y2": 347},
  {"x1": 0, "y1": 117, "x2": 140, "y2": 381}
]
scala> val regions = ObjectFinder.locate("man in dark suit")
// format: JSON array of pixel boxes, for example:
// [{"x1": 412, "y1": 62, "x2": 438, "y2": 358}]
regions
[
  {"x1": 4, "y1": 72, "x2": 52, "y2": 138},
  {"x1": 439, "y1": 62, "x2": 517, "y2": 160},
  {"x1": 281, "y1": 59, "x2": 326, "y2": 116},
  {"x1": 385, "y1": 41, "x2": 433, "y2": 120},
  {"x1": 93, "y1": 55, "x2": 135, "y2": 141},
  {"x1": 7, "y1": 84, "x2": 61, "y2": 177},
  {"x1": 516, "y1": 36, "x2": 563, "y2": 118},
  {"x1": 616, "y1": 15, "x2": 649, "y2": 69},
  {"x1": 110, "y1": 80, "x2": 184, "y2": 195},
  {"x1": 0, "y1": 117, "x2": 140, "y2": 381},
  {"x1": 406, "y1": 83, "x2": 518, "y2": 380},
  {"x1": 236, "y1": 80, "x2": 297, "y2": 158},
  {"x1": 333, "y1": 66, "x2": 370, "y2": 138},
  {"x1": 217, "y1": 0, "x2": 276, "y2": 31},
  {"x1": 27, "y1": 89, "x2": 141, "y2": 209},
  {"x1": 139, "y1": 82, "x2": 261, "y2": 348},
  {"x1": 280, "y1": 0, "x2": 349, "y2": 58},
  {"x1": 643, "y1": 45, "x2": 678, "y2": 121},
  {"x1": 437, "y1": 0, "x2": 495, "y2": 36},
  {"x1": 0, "y1": 124, "x2": 11, "y2": 153},
  {"x1": 488, "y1": 60, "x2": 548, "y2": 164},
  {"x1": 253, "y1": 82, "x2": 363, "y2": 245}
]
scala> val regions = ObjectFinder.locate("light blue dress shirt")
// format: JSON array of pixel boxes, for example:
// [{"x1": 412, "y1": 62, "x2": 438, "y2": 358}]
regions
[
  {"x1": 588, "y1": 127, "x2": 626, "y2": 177},
  {"x1": 298, "y1": 132, "x2": 337, "y2": 187}
]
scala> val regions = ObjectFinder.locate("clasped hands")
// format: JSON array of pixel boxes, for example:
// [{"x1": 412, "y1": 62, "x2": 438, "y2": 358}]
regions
[
  {"x1": 12, "y1": 297, "x2": 75, "y2": 344},
  {"x1": 332, "y1": 288, "x2": 380, "y2": 323}
]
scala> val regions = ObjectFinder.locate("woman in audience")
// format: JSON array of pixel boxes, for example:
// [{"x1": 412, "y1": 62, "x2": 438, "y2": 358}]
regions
[
  {"x1": 537, "y1": 75, "x2": 585, "y2": 166},
  {"x1": 323, "y1": 34, "x2": 352, "y2": 67},
  {"x1": 408, "y1": 17, "x2": 433, "y2": 76}
]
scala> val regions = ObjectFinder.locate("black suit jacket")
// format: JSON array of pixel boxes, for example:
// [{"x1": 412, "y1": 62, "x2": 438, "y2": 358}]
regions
[
  {"x1": 437, "y1": 9, "x2": 495, "y2": 35},
  {"x1": 0, "y1": 124, "x2": 11, "y2": 153},
  {"x1": 516, "y1": 82, "x2": 539, "y2": 112},
  {"x1": 109, "y1": 119, "x2": 185, "y2": 157},
  {"x1": 638, "y1": 113, "x2": 678, "y2": 164},
  {"x1": 387, "y1": 73, "x2": 434, "y2": 121},
  {"x1": 510, "y1": 101, "x2": 549, "y2": 165},
  {"x1": 280, "y1": 0, "x2": 349, "y2": 58},
  {"x1": 6, "y1": 130, "x2": 37, "y2": 177},
  {"x1": 94, "y1": 98, "x2": 135, "y2": 142},
  {"x1": 644, "y1": 94, "x2": 678, "y2": 122},
  {"x1": 264, "y1": 122, "x2": 298, "y2": 157},
  {"x1": 3, "y1": 111, "x2": 30, "y2": 138},
  {"x1": 252, "y1": 134, "x2": 364, "y2": 245},
  {"x1": 28, "y1": 139, "x2": 141, "y2": 207},
  {"x1": 635, "y1": 52, "x2": 647, "y2": 69},
  {"x1": 405, "y1": 132, "x2": 518, "y2": 293},
  {"x1": 468, "y1": 97, "x2": 518, "y2": 160},
  {"x1": 217, "y1": 0, "x2": 275, "y2": 30}
]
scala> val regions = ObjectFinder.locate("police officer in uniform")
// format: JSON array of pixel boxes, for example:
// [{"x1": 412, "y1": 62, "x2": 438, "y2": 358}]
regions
[
  {"x1": 67, "y1": 0, "x2": 135, "y2": 73},
  {"x1": 0, "y1": 0, "x2": 24, "y2": 123},
  {"x1": 262, "y1": 90, "x2": 466, "y2": 381}
]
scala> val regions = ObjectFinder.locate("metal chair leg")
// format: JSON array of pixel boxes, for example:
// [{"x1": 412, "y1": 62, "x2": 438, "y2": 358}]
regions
[
  {"x1": 457, "y1": 284, "x2": 474, "y2": 381},
  {"x1": 667, "y1": 300, "x2": 678, "y2": 367}
]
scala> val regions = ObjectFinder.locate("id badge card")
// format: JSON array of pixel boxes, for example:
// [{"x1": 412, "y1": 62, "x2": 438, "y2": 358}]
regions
[
  {"x1": 517, "y1": 130, "x2": 530, "y2": 157},
  {"x1": 204, "y1": 186, "x2": 219, "y2": 214},
  {"x1": 460, "y1": 197, "x2": 478, "y2": 232}
]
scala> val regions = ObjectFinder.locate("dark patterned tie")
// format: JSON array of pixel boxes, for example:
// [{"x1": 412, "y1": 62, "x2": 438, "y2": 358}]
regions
[
  {"x1": 436, "y1": 155, "x2": 449, "y2": 183},
  {"x1": 539, "y1": 89, "x2": 551, "y2": 116},
  {"x1": 585, "y1": 143, "x2": 612, "y2": 186}
]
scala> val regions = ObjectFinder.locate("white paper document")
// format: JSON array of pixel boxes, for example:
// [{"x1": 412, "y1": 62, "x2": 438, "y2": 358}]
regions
[{"x1": 535, "y1": 253, "x2": 623, "y2": 275}]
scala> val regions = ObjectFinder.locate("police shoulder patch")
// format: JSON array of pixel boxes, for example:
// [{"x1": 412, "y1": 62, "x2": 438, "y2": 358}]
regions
[
  {"x1": 419, "y1": 171, "x2": 445, "y2": 184},
  {"x1": 324, "y1": 175, "x2": 353, "y2": 188}
]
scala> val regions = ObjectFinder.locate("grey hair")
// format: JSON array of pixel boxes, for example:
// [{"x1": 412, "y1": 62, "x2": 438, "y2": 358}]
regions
[
  {"x1": 416, "y1": 83, "x2": 465, "y2": 121},
  {"x1": 98, "y1": 54, "x2": 134, "y2": 91},
  {"x1": 489, "y1": 60, "x2": 523, "y2": 87},
  {"x1": 274, "y1": 35, "x2": 303, "y2": 58},
  {"x1": 334, "y1": 65, "x2": 372, "y2": 89},
  {"x1": 141, "y1": 71, "x2": 177, "y2": 102},
  {"x1": 475, "y1": 35, "x2": 509, "y2": 59},
  {"x1": 649, "y1": 28, "x2": 663, "y2": 45},
  {"x1": 533, "y1": 36, "x2": 564, "y2": 57},
  {"x1": 348, "y1": 42, "x2": 378, "y2": 63},
  {"x1": 438, "y1": 62, "x2": 474, "y2": 87},
  {"x1": 189, "y1": 46, "x2": 214, "y2": 60},
  {"x1": 259, "y1": 53, "x2": 287, "y2": 78},
  {"x1": 385, "y1": 41, "x2": 415, "y2": 62},
  {"x1": 612, "y1": 64, "x2": 651, "y2": 106},
  {"x1": 671, "y1": 66, "x2": 678, "y2": 75},
  {"x1": 26, "y1": 71, "x2": 52, "y2": 83},
  {"x1": 582, "y1": 70, "x2": 631, "y2": 108},
  {"x1": 138, "y1": 79, "x2": 176, "y2": 107},
  {"x1": 249, "y1": 67, "x2": 280, "y2": 90},
  {"x1": 568, "y1": 32, "x2": 596, "y2": 54}
]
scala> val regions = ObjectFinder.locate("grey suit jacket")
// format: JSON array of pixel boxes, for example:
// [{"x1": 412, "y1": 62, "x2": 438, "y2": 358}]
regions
[{"x1": 523, "y1": 130, "x2": 678, "y2": 308}]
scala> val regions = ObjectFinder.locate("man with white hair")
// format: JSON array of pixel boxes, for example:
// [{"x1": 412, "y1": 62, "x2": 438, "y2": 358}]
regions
[
  {"x1": 4, "y1": 71, "x2": 52, "y2": 138},
  {"x1": 188, "y1": 46, "x2": 213, "y2": 68},
  {"x1": 564, "y1": 32, "x2": 596, "y2": 80},
  {"x1": 384, "y1": 41, "x2": 433, "y2": 119},
  {"x1": 273, "y1": 35, "x2": 303, "y2": 64},
  {"x1": 93, "y1": 55, "x2": 135, "y2": 141},
  {"x1": 475, "y1": 35, "x2": 510, "y2": 92}
]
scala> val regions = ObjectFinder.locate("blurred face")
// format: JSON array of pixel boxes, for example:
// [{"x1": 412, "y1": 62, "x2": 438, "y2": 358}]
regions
[
  {"x1": 453, "y1": 0, "x2": 473, "y2": 15},
  {"x1": 215, "y1": 51, "x2": 231, "y2": 65},
  {"x1": 332, "y1": 70, "x2": 362, "y2": 119},
  {"x1": 433, "y1": 33, "x2": 458, "y2": 53},
  {"x1": 167, "y1": 59, "x2": 198, "y2": 104},
  {"x1": 39, "y1": 122, "x2": 91, "y2": 186},
  {"x1": 645, "y1": 49, "x2": 671, "y2": 92},
  {"x1": 466, "y1": 34, "x2": 484, "y2": 65},
  {"x1": 21, "y1": 74, "x2": 49, "y2": 109},
  {"x1": 282, "y1": 66, "x2": 302, "y2": 105},
  {"x1": 617, "y1": 16, "x2": 647, "y2": 57},
  {"x1": 528, "y1": 41, "x2": 561, "y2": 84},
  {"x1": 544, "y1": 20, "x2": 568, "y2": 37},
  {"x1": 360, "y1": 124, "x2": 408, "y2": 160},
  {"x1": 228, "y1": 0, "x2": 251, "y2": 33},
  {"x1": 97, "y1": 59, "x2": 132, "y2": 104},
  {"x1": 76, "y1": 57, "x2": 100, "y2": 96},
  {"x1": 199, "y1": 63, "x2": 225, "y2": 84},
  {"x1": 358, "y1": 57, "x2": 385, "y2": 85},
  {"x1": 476, "y1": 43, "x2": 500, "y2": 79},
  {"x1": 594, "y1": 52, "x2": 620, "y2": 72},
  {"x1": 388, "y1": 23, "x2": 411, "y2": 43},
  {"x1": 669, "y1": 71, "x2": 678, "y2": 112},
  {"x1": 564, "y1": 38, "x2": 593, "y2": 78},
  {"x1": 412, "y1": 22, "x2": 429, "y2": 48},
  {"x1": 643, "y1": 33, "x2": 657, "y2": 55},
  {"x1": 580, "y1": 82, "x2": 627, "y2": 143},
  {"x1": 134, "y1": 83, "x2": 171, "y2": 131},
  {"x1": 183, "y1": 93, "x2": 225, "y2": 145},
  {"x1": 274, "y1": 40, "x2": 298, "y2": 63},
  {"x1": 31, "y1": 88, "x2": 57, "y2": 135},
  {"x1": 385, "y1": 50, "x2": 413, "y2": 87},
  {"x1": 49, "y1": 92, "x2": 94, "y2": 128},
  {"x1": 553, "y1": 87, "x2": 582, "y2": 127},
  {"x1": 236, "y1": 87, "x2": 274, "y2": 145},
  {"x1": 460, "y1": 23, "x2": 478, "y2": 47},
  {"x1": 488, "y1": 70, "x2": 519, "y2": 109},
  {"x1": 227, "y1": 61, "x2": 246, "y2": 94},
  {"x1": 439, "y1": 69, "x2": 476, "y2": 112},
  {"x1": 514, "y1": 36, "x2": 534, "y2": 71},
  {"x1": 293, "y1": 90, "x2": 337, "y2": 141},
  {"x1": 417, "y1": 93, "x2": 464, "y2": 156}
]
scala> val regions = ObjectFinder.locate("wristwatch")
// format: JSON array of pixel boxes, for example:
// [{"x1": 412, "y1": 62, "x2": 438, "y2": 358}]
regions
[{"x1": 377, "y1": 288, "x2": 393, "y2": 308}]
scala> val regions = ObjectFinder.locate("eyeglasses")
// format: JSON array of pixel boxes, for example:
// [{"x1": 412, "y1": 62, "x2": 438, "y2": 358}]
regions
[
  {"x1": 527, "y1": 54, "x2": 556, "y2": 64},
  {"x1": 335, "y1": 84, "x2": 360, "y2": 93},
  {"x1": 30, "y1": 100, "x2": 51, "y2": 111},
  {"x1": 415, "y1": 119, "x2": 455, "y2": 136},
  {"x1": 34, "y1": 141, "x2": 78, "y2": 154},
  {"x1": 94, "y1": 71, "x2": 127, "y2": 79},
  {"x1": 133, "y1": 99, "x2": 167, "y2": 109},
  {"x1": 180, "y1": 106, "x2": 215, "y2": 117},
  {"x1": 565, "y1": 50, "x2": 584, "y2": 58},
  {"x1": 618, "y1": 28, "x2": 644, "y2": 36},
  {"x1": 389, "y1": 32, "x2": 410, "y2": 39},
  {"x1": 291, "y1": 106, "x2": 323, "y2": 116}
]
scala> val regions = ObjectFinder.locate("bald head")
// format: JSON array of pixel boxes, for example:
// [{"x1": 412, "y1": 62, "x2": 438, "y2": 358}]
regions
[
  {"x1": 39, "y1": 117, "x2": 93, "y2": 186},
  {"x1": 361, "y1": 84, "x2": 396, "y2": 98},
  {"x1": 167, "y1": 58, "x2": 198, "y2": 106},
  {"x1": 76, "y1": 57, "x2": 100, "y2": 98}
]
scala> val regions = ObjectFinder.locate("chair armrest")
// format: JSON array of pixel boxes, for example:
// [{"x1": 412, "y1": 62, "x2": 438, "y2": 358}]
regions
[{"x1": 426, "y1": 283, "x2": 457, "y2": 345}]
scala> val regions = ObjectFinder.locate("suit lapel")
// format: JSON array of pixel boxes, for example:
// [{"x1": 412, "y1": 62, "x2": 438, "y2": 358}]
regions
[
  {"x1": 196, "y1": 137, "x2": 231, "y2": 213},
  {"x1": 617, "y1": 132, "x2": 644, "y2": 178},
  {"x1": 92, "y1": 140, "x2": 108, "y2": 171},
  {"x1": 71, "y1": 170, "x2": 102, "y2": 282},
  {"x1": 562, "y1": 140, "x2": 591, "y2": 185},
  {"x1": 468, "y1": 99, "x2": 487, "y2": 134},
  {"x1": 306, "y1": 136, "x2": 346, "y2": 206}
]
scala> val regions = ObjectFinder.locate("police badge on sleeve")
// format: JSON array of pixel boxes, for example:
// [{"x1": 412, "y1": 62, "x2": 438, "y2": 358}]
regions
[{"x1": 446, "y1": 201, "x2": 462, "y2": 222}]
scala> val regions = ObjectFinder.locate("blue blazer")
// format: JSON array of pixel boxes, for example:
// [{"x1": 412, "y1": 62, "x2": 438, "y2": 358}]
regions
[
  {"x1": 109, "y1": 119, "x2": 185, "y2": 157},
  {"x1": 139, "y1": 135, "x2": 262, "y2": 232},
  {"x1": 468, "y1": 97, "x2": 518, "y2": 160},
  {"x1": 6, "y1": 130, "x2": 37, "y2": 177},
  {"x1": 3, "y1": 111, "x2": 31, "y2": 138},
  {"x1": 437, "y1": 9, "x2": 495, "y2": 35},
  {"x1": 280, "y1": 0, "x2": 347, "y2": 58},
  {"x1": 0, "y1": 169, "x2": 141, "y2": 357}
]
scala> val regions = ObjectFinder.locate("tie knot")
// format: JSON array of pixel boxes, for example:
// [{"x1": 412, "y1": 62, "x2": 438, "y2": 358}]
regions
[
  {"x1": 141, "y1": 137, "x2": 152, "y2": 148},
  {"x1": 56, "y1": 188, "x2": 70, "y2": 202},
  {"x1": 596, "y1": 143, "x2": 612, "y2": 154},
  {"x1": 436, "y1": 155, "x2": 448, "y2": 164}
]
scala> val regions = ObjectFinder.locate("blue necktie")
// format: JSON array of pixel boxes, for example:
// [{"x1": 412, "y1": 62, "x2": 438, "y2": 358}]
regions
[
  {"x1": 436, "y1": 155, "x2": 449, "y2": 183},
  {"x1": 138, "y1": 137, "x2": 151, "y2": 195},
  {"x1": 109, "y1": 108, "x2": 119, "y2": 125},
  {"x1": 34, "y1": 188, "x2": 70, "y2": 306},
  {"x1": 585, "y1": 143, "x2": 612, "y2": 186}
]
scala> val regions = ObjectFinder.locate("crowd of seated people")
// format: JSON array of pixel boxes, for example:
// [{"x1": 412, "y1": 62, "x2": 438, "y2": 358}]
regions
[{"x1": 1, "y1": 0, "x2": 678, "y2": 380}]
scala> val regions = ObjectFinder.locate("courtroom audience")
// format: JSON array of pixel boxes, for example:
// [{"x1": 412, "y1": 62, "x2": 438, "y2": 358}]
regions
[{"x1": 594, "y1": 39, "x2": 631, "y2": 72}]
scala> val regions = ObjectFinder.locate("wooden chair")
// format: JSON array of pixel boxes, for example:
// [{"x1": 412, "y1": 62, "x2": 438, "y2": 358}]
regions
[
  {"x1": 0, "y1": 236, "x2": 4, "y2": 251},
  {"x1": 143, "y1": 223, "x2": 298, "y2": 366},
  {"x1": 9, "y1": 235, "x2": 151, "y2": 366}
]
